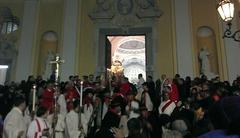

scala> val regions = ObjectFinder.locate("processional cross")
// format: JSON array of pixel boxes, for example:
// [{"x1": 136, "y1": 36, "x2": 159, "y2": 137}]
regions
[
  {"x1": 50, "y1": 55, "x2": 65, "y2": 83},
  {"x1": 49, "y1": 55, "x2": 64, "y2": 138}
]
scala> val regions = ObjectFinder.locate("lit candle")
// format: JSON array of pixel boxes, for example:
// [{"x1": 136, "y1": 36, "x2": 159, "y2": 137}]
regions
[
  {"x1": 80, "y1": 81, "x2": 83, "y2": 107},
  {"x1": 32, "y1": 85, "x2": 36, "y2": 112}
]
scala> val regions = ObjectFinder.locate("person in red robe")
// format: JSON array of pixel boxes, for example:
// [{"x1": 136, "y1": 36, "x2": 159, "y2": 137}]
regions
[
  {"x1": 164, "y1": 78, "x2": 179, "y2": 103},
  {"x1": 119, "y1": 77, "x2": 131, "y2": 98},
  {"x1": 41, "y1": 81, "x2": 55, "y2": 110},
  {"x1": 65, "y1": 81, "x2": 79, "y2": 111}
]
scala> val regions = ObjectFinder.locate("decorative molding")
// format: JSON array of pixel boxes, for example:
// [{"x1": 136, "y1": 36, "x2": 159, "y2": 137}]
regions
[
  {"x1": 0, "y1": 36, "x2": 18, "y2": 59},
  {"x1": 89, "y1": 0, "x2": 162, "y2": 29}
]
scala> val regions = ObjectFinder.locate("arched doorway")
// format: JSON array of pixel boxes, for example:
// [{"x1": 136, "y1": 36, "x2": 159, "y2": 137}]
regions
[
  {"x1": 96, "y1": 27, "x2": 155, "y2": 79},
  {"x1": 107, "y1": 35, "x2": 146, "y2": 83}
]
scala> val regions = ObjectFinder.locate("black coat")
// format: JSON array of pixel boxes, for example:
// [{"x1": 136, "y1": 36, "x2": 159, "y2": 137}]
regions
[{"x1": 94, "y1": 111, "x2": 120, "y2": 138}]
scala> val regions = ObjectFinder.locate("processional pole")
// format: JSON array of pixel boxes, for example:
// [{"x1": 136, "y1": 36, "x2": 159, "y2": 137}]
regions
[{"x1": 50, "y1": 54, "x2": 64, "y2": 138}]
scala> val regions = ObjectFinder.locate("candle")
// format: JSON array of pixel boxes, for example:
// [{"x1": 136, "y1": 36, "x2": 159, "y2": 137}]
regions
[
  {"x1": 32, "y1": 85, "x2": 36, "y2": 112},
  {"x1": 80, "y1": 81, "x2": 83, "y2": 107}
]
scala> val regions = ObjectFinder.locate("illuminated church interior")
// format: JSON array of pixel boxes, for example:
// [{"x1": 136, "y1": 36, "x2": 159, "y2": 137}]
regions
[{"x1": 1, "y1": 0, "x2": 240, "y2": 138}]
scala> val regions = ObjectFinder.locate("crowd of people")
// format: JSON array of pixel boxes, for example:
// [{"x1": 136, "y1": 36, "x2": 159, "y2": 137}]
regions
[{"x1": 0, "y1": 73, "x2": 240, "y2": 138}]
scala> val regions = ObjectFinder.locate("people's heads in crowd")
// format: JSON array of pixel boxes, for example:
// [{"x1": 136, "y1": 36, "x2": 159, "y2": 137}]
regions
[
  {"x1": 177, "y1": 78, "x2": 185, "y2": 85},
  {"x1": 127, "y1": 118, "x2": 142, "y2": 136},
  {"x1": 175, "y1": 74, "x2": 181, "y2": 79},
  {"x1": 72, "y1": 75, "x2": 79, "y2": 82},
  {"x1": 200, "y1": 74, "x2": 208, "y2": 82},
  {"x1": 164, "y1": 78, "x2": 173, "y2": 85},
  {"x1": 46, "y1": 81, "x2": 54, "y2": 89},
  {"x1": 121, "y1": 77, "x2": 129, "y2": 83},
  {"x1": 192, "y1": 103, "x2": 205, "y2": 121},
  {"x1": 95, "y1": 76, "x2": 101, "y2": 83},
  {"x1": 36, "y1": 75, "x2": 43, "y2": 81},
  {"x1": 185, "y1": 76, "x2": 191, "y2": 82},
  {"x1": 172, "y1": 119, "x2": 189, "y2": 136},
  {"x1": 27, "y1": 75, "x2": 35, "y2": 82},
  {"x1": 36, "y1": 106, "x2": 49, "y2": 119},
  {"x1": 39, "y1": 80, "x2": 47, "y2": 88},
  {"x1": 191, "y1": 87, "x2": 198, "y2": 96},
  {"x1": 163, "y1": 84, "x2": 171, "y2": 93},
  {"x1": 69, "y1": 75, "x2": 74, "y2": 81},
  {"x1": 147, "y1": 76, "x2": 153, "y2": 82},
  {"x1": 138, "y1": 73, "x2": 143, "y2": 79},
  {"x1": 14, "y1": 95, "x2": 26, "y2": 112},
  {"x1": 94, "y1": 96, "x2": 101, "y2": 106},
  {"x1": 110, "y1": 99, "x2": 122, "y2": 116},
  {"x1": 142, "y1": 82, "x2": 149, "y2": 91},
  {"x1": 209, "y1": 96, "x2": 240, "y2": 135},
  {"x1": 83, "y1": 75, "x2": 88, "y2": 82},
  {"x1": 104, "y1": 96, "x2": 111, "y2": 105},
  {"x1": 73, "y1": 99, "x2": 80, "y2": 112},
  {"x1": 102, "y1": 103, "x2": 121, "y2": 129},
  {"x1": 65, "y1": 81, "x2": 73, "y2": 89},
  {"x1": 162, "y1": 91, "x2": 170, "y2": 101},
  {"x1": 89, "y1": 74, "x2": 94, "y2": 82},
  {"x1": 161, "y1": 74, "x2": 167, "y2": 80},
  {"x1": 159, "y1": 114, "x2": 171, "y2": 128}
]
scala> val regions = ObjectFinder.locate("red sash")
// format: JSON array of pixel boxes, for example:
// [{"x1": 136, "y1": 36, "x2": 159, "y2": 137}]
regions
[
  {"x1": 161, "y1": 100, "x2": 173, "y2": 113},
  {"x1": 34, "y1": 119, "x2": 49, "y2": 138}
]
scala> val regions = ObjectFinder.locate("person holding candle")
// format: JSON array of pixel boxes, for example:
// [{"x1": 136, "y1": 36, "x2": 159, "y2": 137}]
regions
[
  {"x1": 65, "y1": 99, "x2": 88, "y2": 138},
  {"x1": 27, "y1": 106, "x2": 51, "y2": 138}
]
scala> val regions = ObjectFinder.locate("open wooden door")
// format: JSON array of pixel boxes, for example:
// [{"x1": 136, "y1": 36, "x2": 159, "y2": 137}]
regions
[{"x1": 105, "y1": 36, "x2": 112, "y2": 69}]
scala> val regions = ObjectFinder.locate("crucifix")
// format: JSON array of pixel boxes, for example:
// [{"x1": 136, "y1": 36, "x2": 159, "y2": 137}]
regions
[
  {"x1": 50, "y1": 55, "x2": 65, "y2": 83},
  {"x1": 49, "y1": 55, "x2": 64, "y2": 138}
]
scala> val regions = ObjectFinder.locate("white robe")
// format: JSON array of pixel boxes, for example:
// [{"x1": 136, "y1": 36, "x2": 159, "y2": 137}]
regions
[
  {"x1": 47, "y1": 113, "x2": 65, "y2": 138},
  {"x1": 3, "y1": 107, "x2": 27, "y2": 138},
  {"x1": 137, "y1": 77, "x2": 145, "y2": 90},
  {"x1": 145, "y1": 92, "x2": 153, "y2": 111},
  {"x1": 83, "y1": 104, "x2": 93, "y2": 124},
  {"x1": 158, "y1": 100, "x2": 176, "y2": 116},
  {"x1": 27, "y1": 117, "x2": 51, "y2": 138},
  {"x1": 126, "y1": 101, "x2": 140, "y2": 119},
  {"x1": 57, "y1": 94, "x2": 67, "y2": 116},
  {"x1": 102, "y1": 103, "x2": 108, "y2": 120},
  {"x1": 65, "y1": 110, "x2": 88, "y2": 138},
  {"x1": 23, "y1": 107, "x2": 32, "y2": 127}
]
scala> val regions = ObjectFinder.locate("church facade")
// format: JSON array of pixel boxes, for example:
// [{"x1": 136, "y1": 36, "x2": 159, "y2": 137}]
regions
[{"x1": 0, "y1": 0, "x2": 240, "y2": 83}]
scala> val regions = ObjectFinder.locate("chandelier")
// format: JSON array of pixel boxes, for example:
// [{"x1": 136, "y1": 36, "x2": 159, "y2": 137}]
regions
[{"x1": 217, "y1": 0, "x2": 240, "y2": 42}]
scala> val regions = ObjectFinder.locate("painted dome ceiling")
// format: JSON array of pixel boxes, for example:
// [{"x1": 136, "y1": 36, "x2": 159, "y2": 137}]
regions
[
  {"x1": 116, "y1": 40, "x2": 145, "y2": 54},
  {"x1": 119, "y1": 40, "x2": 145, "y2": 50}
]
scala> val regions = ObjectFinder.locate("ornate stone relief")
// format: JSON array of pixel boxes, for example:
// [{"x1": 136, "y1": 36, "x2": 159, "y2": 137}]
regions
[
  {"x1": 89, "y1": 0, "x2": 162, "y2": 28},
  {"x1": 0, "y1": 35, "x2": 18, "y2": 59}
]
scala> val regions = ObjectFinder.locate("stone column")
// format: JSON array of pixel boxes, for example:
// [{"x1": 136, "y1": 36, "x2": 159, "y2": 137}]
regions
[
  {"x1": 15, "y1": 0, "x2": 39, "y2": 81},
  {"x1": 60, "y1": 0, "x2": 78, "y2": 81},
  {"x1": 174, "y1": 0, "x2": 194, "y2": 77}
]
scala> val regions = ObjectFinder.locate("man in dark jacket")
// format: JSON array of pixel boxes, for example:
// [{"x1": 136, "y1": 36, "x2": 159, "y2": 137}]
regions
[{"x1": 94, "y1": 100, "x2": 121, "y2": 138}]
